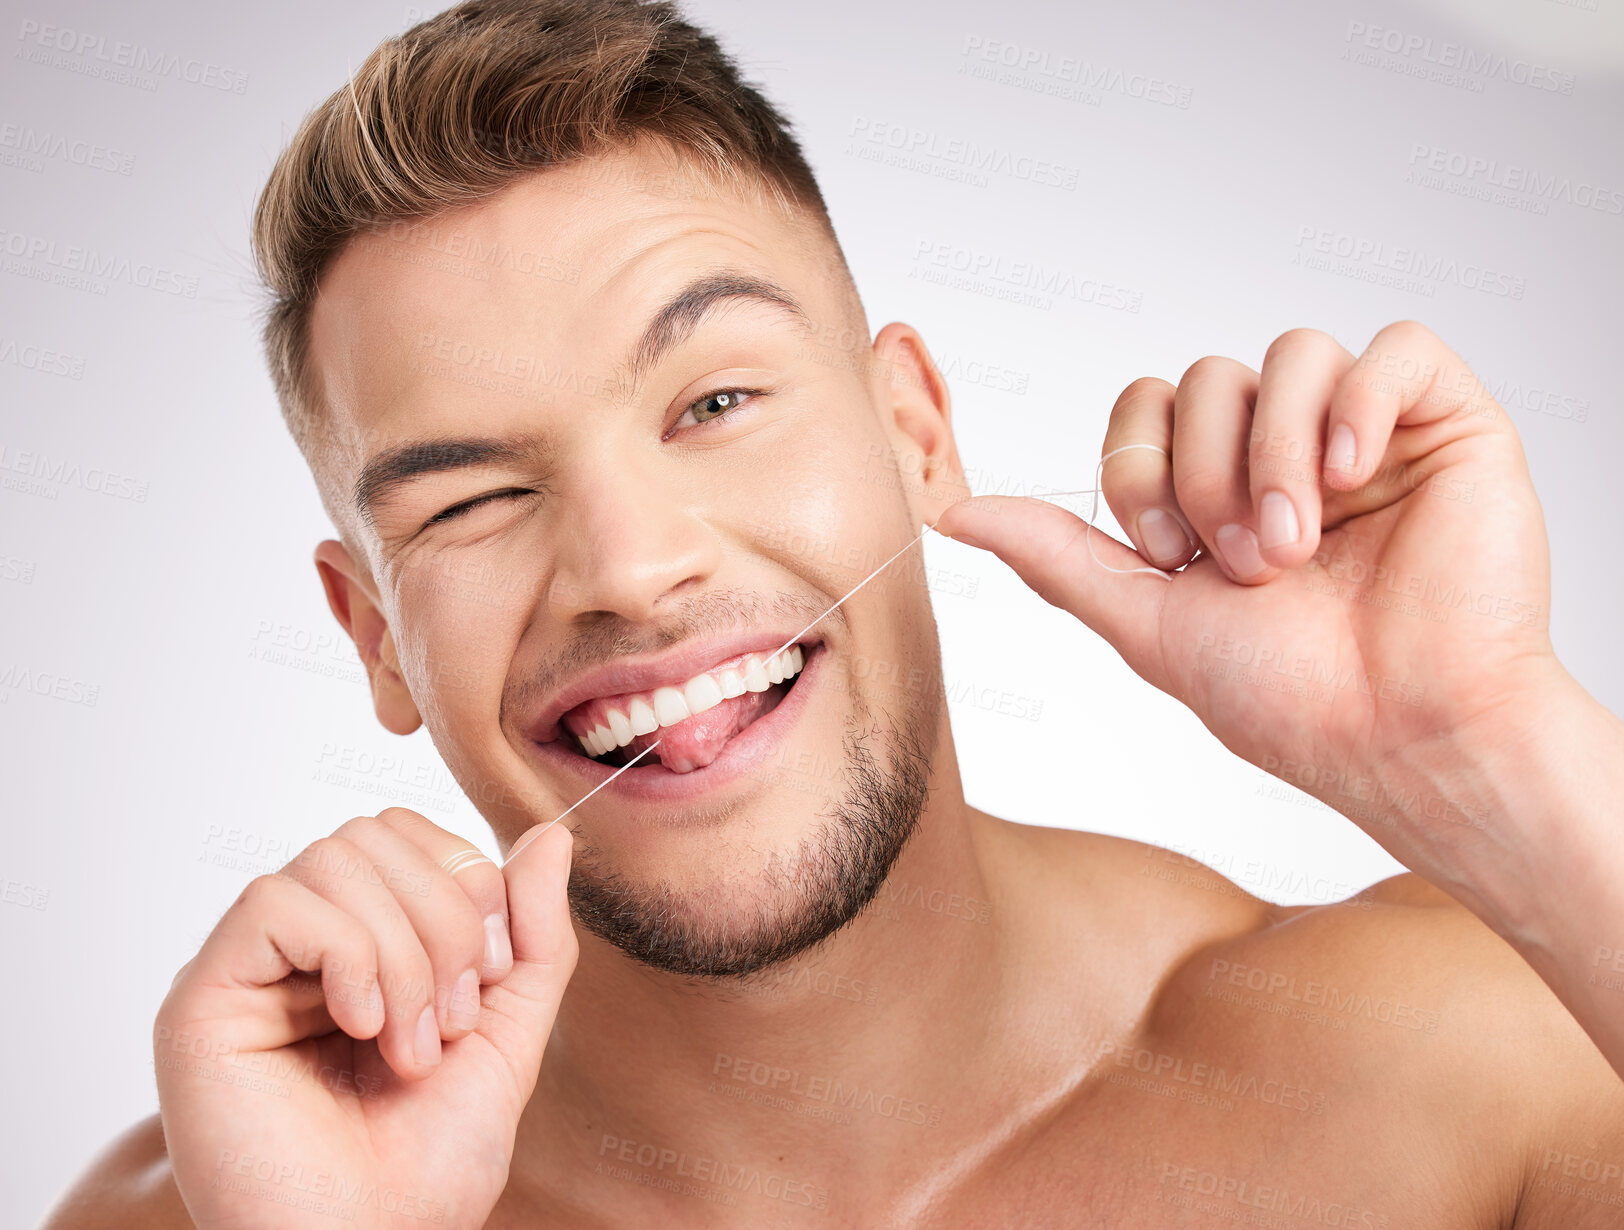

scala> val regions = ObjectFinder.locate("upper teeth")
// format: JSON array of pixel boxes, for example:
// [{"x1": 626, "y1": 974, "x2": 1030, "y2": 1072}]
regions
[{"x1": 571, "y1": 645, "x2": 806, "y2": 758}]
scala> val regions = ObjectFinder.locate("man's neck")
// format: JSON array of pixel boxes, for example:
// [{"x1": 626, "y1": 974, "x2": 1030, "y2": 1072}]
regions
[{"x1": 513, "y1": 732, "x2": 1013, "y2": 1202}]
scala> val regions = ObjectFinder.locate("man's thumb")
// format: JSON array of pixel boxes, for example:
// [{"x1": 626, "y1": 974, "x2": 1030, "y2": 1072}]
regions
[
  {"x1": 933, "y1": 494, "x2": 1167, "y2": 662},
  {"x1": 483, "y1": 822, "x2": 578, "y2": 1085}
]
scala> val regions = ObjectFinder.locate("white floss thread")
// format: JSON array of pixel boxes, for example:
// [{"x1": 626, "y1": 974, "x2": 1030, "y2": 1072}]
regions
[{"x1": 1038, "y1": 443, "x2": 1176, "y2": 581}]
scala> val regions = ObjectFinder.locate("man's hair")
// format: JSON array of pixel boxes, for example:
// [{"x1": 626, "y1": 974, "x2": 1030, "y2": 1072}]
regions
[{"x1": 252, "y1": 0, "x2": 847, "y2": 483}]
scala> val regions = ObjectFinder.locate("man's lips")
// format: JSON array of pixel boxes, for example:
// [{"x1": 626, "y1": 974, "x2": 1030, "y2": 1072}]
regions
[
  {"x1": 562, "y1": 643, "x2": 806, "y2": 767},
  {"x1": 525, "y1": 640, "x2": 828, "y2": 801},
  {"x1": 524, "y1": 629, "x2": 825, "y2": 746}
]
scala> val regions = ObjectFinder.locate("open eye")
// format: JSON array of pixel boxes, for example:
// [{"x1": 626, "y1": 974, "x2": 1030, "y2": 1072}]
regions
[
  {"x1": 425, "y1": 487, "x2": 534, "y2": 527},
  {"x1": 670, "y1": 386, "x2": 764, "y2": 434}
]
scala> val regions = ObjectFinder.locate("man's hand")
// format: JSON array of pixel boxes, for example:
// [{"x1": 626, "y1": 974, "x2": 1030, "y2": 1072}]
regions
[
  {"x1": 154, "y1": 807, "x2": 575, "y2": 1229},
  {"x1": 936, "y1": 319, "x2": 1624, "y2": 1086},
  {"x1": 933, "y1": 321, "x2": 1562, "y2": 873}
]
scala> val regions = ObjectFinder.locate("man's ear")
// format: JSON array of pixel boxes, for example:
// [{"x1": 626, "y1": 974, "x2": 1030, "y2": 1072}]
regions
[
  {"x1": 313, "y1": 539, "x2": 422, "y2": 736},
  {"x1": 868, "y1": 322, "x2": 970, "y2": 526}
]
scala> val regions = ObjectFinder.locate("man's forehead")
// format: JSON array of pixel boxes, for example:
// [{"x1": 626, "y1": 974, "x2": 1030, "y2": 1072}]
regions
[
  {"x1": 315, "y1": 140, "x2": 806, "y2": 329},
  {"x1": 307, "y1": 147, "x2": 818, "y2": 461}
]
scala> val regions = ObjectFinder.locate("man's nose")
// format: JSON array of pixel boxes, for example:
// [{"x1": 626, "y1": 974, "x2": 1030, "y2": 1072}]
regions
[{"x1": 544, "y1": 466, "x2": 721, "y2": 622}]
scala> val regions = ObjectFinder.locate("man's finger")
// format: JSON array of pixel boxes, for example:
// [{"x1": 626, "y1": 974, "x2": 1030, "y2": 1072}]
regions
[
  {"x1": 932, "y1": 494, "x2": 1170, "y2": 675},
  {"x1": 1328, "y1": 319, "x2": 1503, "y2": 492},
  {"x1": 1249, "y1": 328, "x2": 1354, "y2": 570},
  {"x1": 371, "y1": 807, "x2": 513, "y2": 983},
  {"x1": 482, "y1": 822, "x2": 579, "y2": 1102},
  {"x1": 1099, "y1": 377, "x2": 1199, "y2": 569}
]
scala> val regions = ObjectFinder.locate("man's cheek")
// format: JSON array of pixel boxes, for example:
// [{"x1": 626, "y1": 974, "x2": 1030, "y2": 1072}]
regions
[{"x1": 393, "y1": 599, "x2": 504, "y2": 714}]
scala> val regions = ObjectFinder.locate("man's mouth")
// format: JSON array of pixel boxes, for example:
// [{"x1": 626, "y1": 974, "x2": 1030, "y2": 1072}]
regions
[{"x1": 559, "y1": 643, "x2": 810, "y2": 775}]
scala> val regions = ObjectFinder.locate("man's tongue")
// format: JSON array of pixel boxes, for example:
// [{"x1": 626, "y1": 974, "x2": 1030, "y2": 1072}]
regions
[{"x1": 620, "y1": 686, "x2": 784, "y2": 774}]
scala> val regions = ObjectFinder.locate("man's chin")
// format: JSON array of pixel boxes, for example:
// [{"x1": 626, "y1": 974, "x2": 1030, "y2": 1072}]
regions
[{"x1": 564, "y1": 713, "x2": 933, "y2": 980}]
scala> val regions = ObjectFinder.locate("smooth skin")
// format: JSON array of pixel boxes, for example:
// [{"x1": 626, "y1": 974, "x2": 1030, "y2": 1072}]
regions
[{"x1": 38, "y1": 141, "x2": 1624, "y2": 1229}]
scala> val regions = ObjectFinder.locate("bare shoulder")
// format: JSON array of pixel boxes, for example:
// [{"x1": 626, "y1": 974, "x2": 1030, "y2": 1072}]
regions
[
  {"x1": 970, "y1": 813, "x2": 1283, "y2": 1031},
  {"x1": 981, "y1": 816, "x2": 1624, "y2": 1224},
  {"x1": 1149, "y1": 871, "x2": 1624, "y2": 1228},
  {"x1": 974, "y1": 812, "x2": 1280, "y2": 938},
  {"x1": 37, "y1": 1113, "x2": 192, "y2": 1230}
]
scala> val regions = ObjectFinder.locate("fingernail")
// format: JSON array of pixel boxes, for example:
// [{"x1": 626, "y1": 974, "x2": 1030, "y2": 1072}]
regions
[
  {"x1": 504, "y1": 823, "x2": 548, "y2": 866},
  {"x1": 414, "y1": 1004, "x2": 442, "y2": 1065},
  {"x1": 1136, "y1": 508, "x2": 1192, "y2": 564},
  {"x1": 941, "y1": 525, "x2": 985, "y2": 550},
  {"x1": 553, "y1": 828, "x2": 575, "y2": 891},
  {"x1": 1326, "y1": 423, "x2": 1357, "y2": 473},
  {"x1": 483, "y1": 913, "x2": 512, "y2": 974},
  {"x1": 1258, "y1": 491, "x2": 1300, "y2": 550},
  {"x1": 1215, "y1": 523, "x2": 1268, "y2": 579},
  {"x1": 448, "y1": 967, "x2": 481, "y2": 1032}
]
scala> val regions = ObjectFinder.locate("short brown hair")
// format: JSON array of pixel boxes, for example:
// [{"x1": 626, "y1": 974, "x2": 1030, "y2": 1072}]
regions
[{"x1": 253, "y1": 0, "x2": 848, "y2": 485}]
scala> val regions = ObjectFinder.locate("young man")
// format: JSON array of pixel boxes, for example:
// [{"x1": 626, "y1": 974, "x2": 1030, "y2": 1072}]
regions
[{"x1": 43, "y1": 0, "x2": 1624, "y2": 1225}]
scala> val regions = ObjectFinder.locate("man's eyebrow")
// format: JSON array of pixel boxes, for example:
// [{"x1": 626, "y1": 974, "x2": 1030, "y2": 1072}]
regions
[
  {"x1": 354, "y1": 434, "x2": 548, "y2": 526},
  {"x1": 623, "y1": 269, "x2": 808, "y2": 390},
  {"x1": 353, "y1": 270, "x2": 807, "y2": 524}
]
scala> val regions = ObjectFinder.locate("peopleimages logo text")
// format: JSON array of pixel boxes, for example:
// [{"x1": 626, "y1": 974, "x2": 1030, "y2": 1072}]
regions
[
  {"x1": 15, "y1": 19, "x2": 249, "y2": 93},
  {"x1": 1408, "y1": 145, "x2": 1624, "y2": 215}
]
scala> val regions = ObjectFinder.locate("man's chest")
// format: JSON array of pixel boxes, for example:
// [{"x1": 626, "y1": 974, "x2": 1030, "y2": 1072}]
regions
[
  {"x1": 490, "y1": 1075, "x2": 1480, "y2": 1229},
  {"x1": 912, "y1": 1084, "x2": 1452, "y2": 1230}
]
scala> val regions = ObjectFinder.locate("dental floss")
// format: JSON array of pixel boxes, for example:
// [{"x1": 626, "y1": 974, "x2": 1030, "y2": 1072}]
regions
[
  {"x1": 528, "y1": 445, "x2": 1175, "y2": 839},
  {"x1": 528, "y1": 739, "x2": 664, "y2": 840},
  {"x1": 1038, "y1": 443, "x2": 1176, "y2": 581},
  {"x1": 759, "y1": 521, "x2": 945, "y2": 669}
]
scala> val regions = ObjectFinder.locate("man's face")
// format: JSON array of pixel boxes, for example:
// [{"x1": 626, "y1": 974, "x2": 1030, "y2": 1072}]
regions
[{"x1": 306, "y1": 139, "x2": 957, "y2": 978}]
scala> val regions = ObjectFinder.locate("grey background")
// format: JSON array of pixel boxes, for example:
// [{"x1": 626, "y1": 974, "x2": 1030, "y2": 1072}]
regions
[{"x1": 3, "y1": 0, "x2": 1619, "y2": 1218}]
